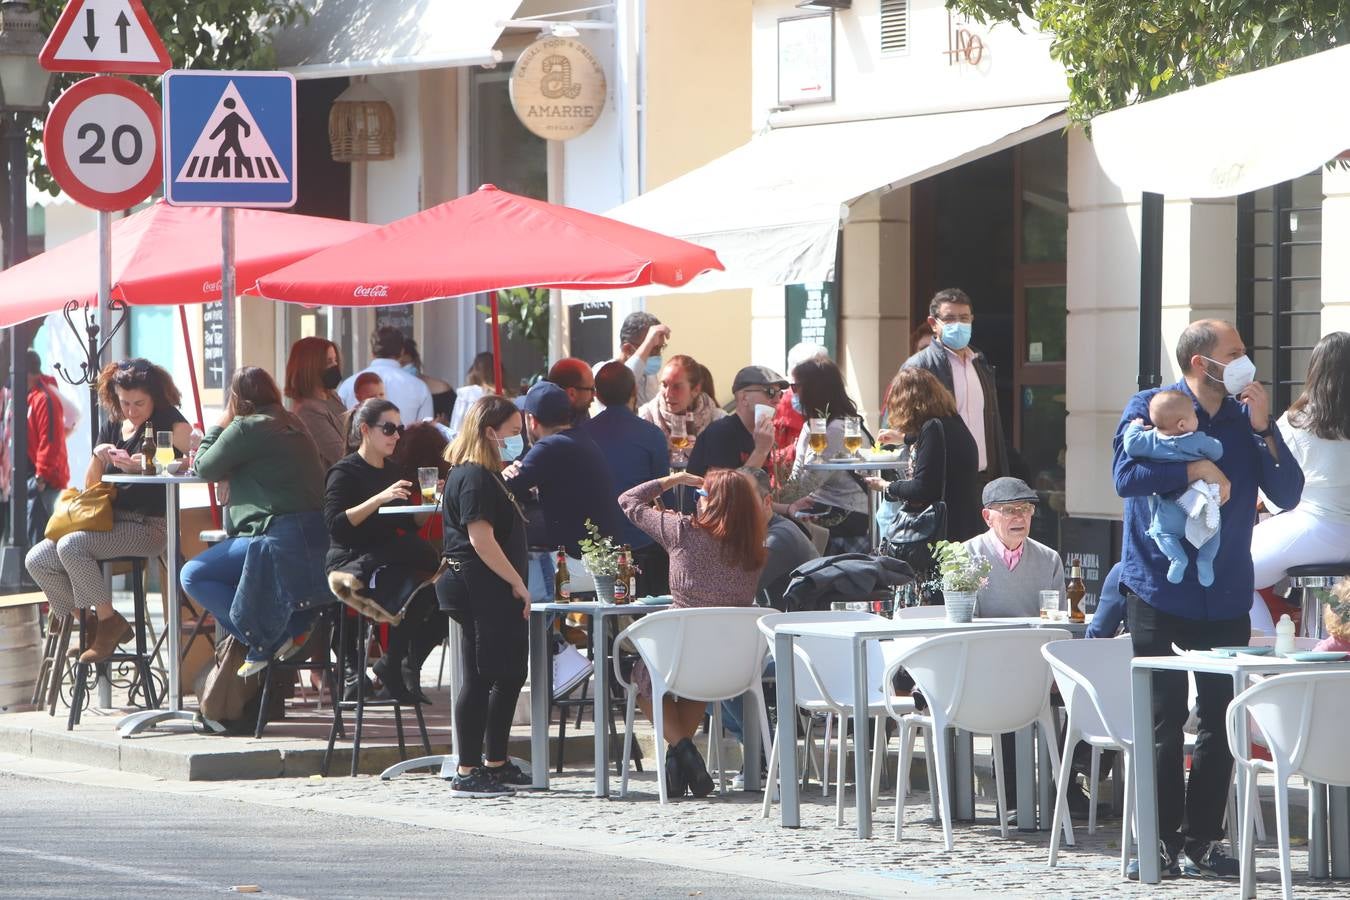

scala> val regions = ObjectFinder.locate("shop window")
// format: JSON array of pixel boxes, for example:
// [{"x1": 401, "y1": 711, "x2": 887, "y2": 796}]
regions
[
  {"x1": 1237, "y1": 172, "x2": 1322, "y2": 417},
  {"x1": 880, "y1": 0, "x2": 910, "y2": 54}
]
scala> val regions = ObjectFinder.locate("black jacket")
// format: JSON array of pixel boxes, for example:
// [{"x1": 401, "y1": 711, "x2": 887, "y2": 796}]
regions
[
  {"x1": 883, "y1": 415, "x2": 984, "y2": 542},
  {"x1": 901, "y1": 342, "x2": 1010, "y2": 479},
  {"x1": 781, "y1": 553, "x2": 914, "y2": 613}
]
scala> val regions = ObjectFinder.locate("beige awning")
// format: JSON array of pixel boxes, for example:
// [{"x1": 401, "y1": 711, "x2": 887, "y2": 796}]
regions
[
  {"x1": 598, "y1": 102, "x2": 1066, "y2": 295},
  {"x1": 273, "y1": 0, "x2": 523, "y2": 80},
  {"x1": 1091, "y1": 44, "x2": 1350, "y2": 198}
]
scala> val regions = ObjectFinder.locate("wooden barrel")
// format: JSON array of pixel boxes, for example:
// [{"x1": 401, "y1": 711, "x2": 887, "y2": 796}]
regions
[{"x1": 0, "y1": 601, "x2": 42, "y2": 712}]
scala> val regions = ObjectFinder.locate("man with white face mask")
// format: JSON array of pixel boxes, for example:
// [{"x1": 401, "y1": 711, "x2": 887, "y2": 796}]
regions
[
  {"x1": 902, "y1": 288, "x2": 1009, "y2": 485},
  {"x1": 1113, "y1": 318, "x2": 1303, "y2": 881}
]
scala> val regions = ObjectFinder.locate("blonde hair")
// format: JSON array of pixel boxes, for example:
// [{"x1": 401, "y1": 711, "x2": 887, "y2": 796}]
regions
[{"x1": 445, "y1": 395, "x2": 521, "y2": 469}]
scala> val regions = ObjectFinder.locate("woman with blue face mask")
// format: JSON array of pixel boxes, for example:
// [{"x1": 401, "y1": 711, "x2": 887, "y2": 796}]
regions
[{"x1": 435, "y1": 395, "x2": 533, "y2": 798}]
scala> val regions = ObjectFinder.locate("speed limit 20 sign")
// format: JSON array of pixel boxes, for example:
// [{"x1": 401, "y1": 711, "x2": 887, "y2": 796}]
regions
[{"x1": 43, "y1": 76, "x2": 162, "y2": 212}]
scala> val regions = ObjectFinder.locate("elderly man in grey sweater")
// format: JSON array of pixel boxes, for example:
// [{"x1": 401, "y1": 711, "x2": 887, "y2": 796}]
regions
[{"x1": 964, "y1": 477, "x2": 1065, "y2": 617}]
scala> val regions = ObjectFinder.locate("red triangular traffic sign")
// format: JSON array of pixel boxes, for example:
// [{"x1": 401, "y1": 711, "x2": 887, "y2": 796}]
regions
[{"x1": 39, "y1": 0, "x2": 171, "y2": 76}]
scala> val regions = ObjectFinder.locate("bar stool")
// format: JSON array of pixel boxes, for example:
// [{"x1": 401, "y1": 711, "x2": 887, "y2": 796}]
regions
[
  {"x1": 67, "y1": 557, "x2": 161, "y2": 729},
  {"x1": 1287, "y1": 563, "x2": 1350, "y2": 640},
  {"x1": 253, "y1": 604, "x2": 346, "y2": 740}
]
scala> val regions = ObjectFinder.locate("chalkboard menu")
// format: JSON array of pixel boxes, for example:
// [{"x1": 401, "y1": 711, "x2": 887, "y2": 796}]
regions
[
  {"x1": 202, "y1": 301, "x2": 226, "y2": 390},
  {"x1": 375, "y1": 304, "x2": 416, "y2": 340},
  {"x1": 785, "y1": 281, "x2": 837, "y2": 359},
  {"x1": 568, "y1": 300, "x2": 614, "y2": 364},
  {"x1": 1059, "y1": 516, "x2": 1120, "y2": 612}
]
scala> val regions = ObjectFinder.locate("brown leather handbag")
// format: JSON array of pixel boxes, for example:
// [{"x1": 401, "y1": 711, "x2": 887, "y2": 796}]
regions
[{"x1": 43, "y1": 483, "x2": 117, "y2": 542}]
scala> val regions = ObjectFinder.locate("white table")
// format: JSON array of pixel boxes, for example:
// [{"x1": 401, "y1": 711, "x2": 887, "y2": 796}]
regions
[
  {"x1": 1130, "y1": 653, "x2": 1350, "y2": 884},
  {"x1": 376, "y1": 504, "x2": 439, "y2": 515},
  {"x1": 774, "y1": 615, "x2": 1067, "y2": 838},
  {"x1": 801, "y1": 457, "x2": 903, "y2": 549},
  {"x1": 102, "y1": 473, "x2": 208, "y2": 737}
]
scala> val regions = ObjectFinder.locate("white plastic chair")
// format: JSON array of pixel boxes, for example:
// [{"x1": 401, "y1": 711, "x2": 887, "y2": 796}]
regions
[
  {"x1": 883, "y1": 628, "x2": 1074, "y2": 850},
  {"x1": 1041, "y1": 638, "x2": 1135, "y2": 874},
  {"x1": 756, "y1": 611, "x2": 918, "y2": 825},
  {"x1": 1228, "y1": 671, "x2": 1350, "y2": 900},
  {"x1": 892, "y1": 605, "x2": 946, "y2": 620},
  {"x1": 613, "y1": 607, "x2": 773, "y2": 804}
]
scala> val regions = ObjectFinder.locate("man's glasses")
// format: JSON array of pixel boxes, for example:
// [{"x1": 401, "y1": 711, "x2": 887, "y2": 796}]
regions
[
  {"x1": 746, "y1": 385, "x2": 782, "y2": 401},
  {"x1": 375, "y1": 421, "x2": 405, "y2": 437},
  {"x1": 988, "y1": 502, "x2": 1034, "y2": 518},
  {"x1": 935, "y1": 314, "x2": 974, "y2": 325}
]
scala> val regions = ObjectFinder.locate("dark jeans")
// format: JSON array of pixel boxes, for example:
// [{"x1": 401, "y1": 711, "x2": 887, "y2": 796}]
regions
[{"x1": 1127, "y1": 593, "x2": 1249, "y2": 855}]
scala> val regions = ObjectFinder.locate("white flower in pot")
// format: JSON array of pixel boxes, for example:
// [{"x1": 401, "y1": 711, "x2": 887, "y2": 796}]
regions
[
  {"x1": 578, "y1": 519, "x2": 621, "y2": 601},
  {"x1": 931, "y1": 540, "x2": 991, "y2": 623}
]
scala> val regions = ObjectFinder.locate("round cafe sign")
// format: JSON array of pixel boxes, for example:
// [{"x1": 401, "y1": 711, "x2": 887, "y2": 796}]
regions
[{"x1": 510, "y1": 37, "x2": 607, "y2": 141}]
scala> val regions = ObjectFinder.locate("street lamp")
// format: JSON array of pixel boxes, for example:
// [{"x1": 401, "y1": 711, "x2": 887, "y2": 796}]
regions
[{"x1": 0, "y1": 0, "x2": 53, "y2": 591}]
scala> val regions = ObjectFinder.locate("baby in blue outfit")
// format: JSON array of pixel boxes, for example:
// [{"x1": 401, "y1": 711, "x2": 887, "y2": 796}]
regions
[{"x1": 1123, "y1": 390, "x2": 1225, "y2": 586}]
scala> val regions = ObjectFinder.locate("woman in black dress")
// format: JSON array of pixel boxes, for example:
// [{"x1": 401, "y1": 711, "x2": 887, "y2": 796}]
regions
[
  {"x1": 324, "y1": 399, "x2": 443, "y2": 703},
  {"x1": 436, "y1": 395, "x2": 531, "y2": 799}
]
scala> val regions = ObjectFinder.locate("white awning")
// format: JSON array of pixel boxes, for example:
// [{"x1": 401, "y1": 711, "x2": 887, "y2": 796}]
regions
[
  {"x1": 597, "y1": 102, "x2": 1066, "y2": 295},
  {"x1": 273, "y1": 0, "x2": 522, "y2": 80},
  {"x1": 1091, "y1": 44, "x2": 1350, "y2": 198}
]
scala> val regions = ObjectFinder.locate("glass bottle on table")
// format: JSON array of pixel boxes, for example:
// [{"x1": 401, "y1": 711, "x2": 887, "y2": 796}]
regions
[
  {"x1": 1066, "y1": 560, "x2": 1087, "y2": 623},
  {"x1": 614, "y1": 547, "x2": 632, "y2": 604},
  {"x1": 554, "y1": 547, "x2": 571, "y2": 603},
  {"x1": 139, "y1": 425, "x2": 156, "y2": 476}
]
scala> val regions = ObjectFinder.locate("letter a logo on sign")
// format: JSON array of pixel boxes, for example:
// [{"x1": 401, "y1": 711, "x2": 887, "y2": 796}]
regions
[
  {"x1": 40, "y1": 0, "x2": 171, "y2": 75},
  {"x1": 175, "y1": 82, "x2": 286, "y2": 184}
]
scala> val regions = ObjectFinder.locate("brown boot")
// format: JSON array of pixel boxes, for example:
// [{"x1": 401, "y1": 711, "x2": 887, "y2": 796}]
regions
[
  {"x1": 78, "y1": 611, "x2": 133, "y2": 663},
  {"x1": 67, "y1": 615, "x2": 97, "y2": 658}
]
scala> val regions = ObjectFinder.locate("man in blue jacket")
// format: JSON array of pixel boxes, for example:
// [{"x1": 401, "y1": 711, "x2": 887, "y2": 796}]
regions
[{"x1": 1114, "y1": 319, "x2": 1303, "y2": 879}]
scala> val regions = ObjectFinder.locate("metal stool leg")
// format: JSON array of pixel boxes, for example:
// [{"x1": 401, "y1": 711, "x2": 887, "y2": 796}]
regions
[
  {"x1": 350, "y1": 618, "x2": 370, "y2": 777},
  {"x1": 67, "y1": 663, "x2": 88, "y2": 730},
  {"x1": 394, "y1": 704, "x2": 408, "y2": 759},
  {"x1": 412, "y1": 697, "x2": 431, "y2": 755}
]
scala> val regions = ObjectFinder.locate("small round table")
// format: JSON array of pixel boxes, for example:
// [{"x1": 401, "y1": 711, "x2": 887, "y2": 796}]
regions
[
  {"x1": 801, "y1": 456, "x2": 905, "y2": 549},
  {"x1": 376, "y1": 504, "x2": 440, "y2": 515}
]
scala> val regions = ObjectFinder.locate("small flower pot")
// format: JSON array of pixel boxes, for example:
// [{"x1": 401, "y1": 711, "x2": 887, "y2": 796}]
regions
[
  {"x1": 592, "y1": 575, "x2": 617, "y2": 604},
  {"x1": 944, "y1": 590, "x2": 977, "y2": 623}
]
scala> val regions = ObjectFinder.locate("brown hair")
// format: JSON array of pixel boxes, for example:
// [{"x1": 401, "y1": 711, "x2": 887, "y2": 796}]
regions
[
  {"x1": 466, "y1": 352, "x2": 495, "y2": 388},
  {"x1": 395, "y1": 421, "x2": 451, "y2": 481},
  {"x1": 693, "y1": 468, "x2": 767, "y2": 572},
  {"x1": 1287, "y1": 331, "x2": 1350, "y2": 441},
  {"x1": 884, "y1": 367, "x2": 957, "y2": 436},
  {"x1": 284, "y1": 336, "x2": 340, "y2": 403},
  {"x1": 96, "y1": 358, "x2": 181, "y2": 420},
  {"x1": 223, "y1": 366, "x2": 283, "y2": 426},
  {"x1": 354, "y1": 371, "x2": 383, "y2": 396},
  {"x1": 445, "y1": 394, "x2": 522, "y2": 470},
  {"x1": 792, "y1": 358, "x2": 857, "y2": 422},
  {"x1": 664, "y1": 354, "x2": 705, "y2": 392}
]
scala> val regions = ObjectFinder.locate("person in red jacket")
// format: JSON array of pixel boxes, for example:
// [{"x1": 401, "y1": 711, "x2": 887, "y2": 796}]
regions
[{"x1": 26, "y1": 350, "x2": 70, "y2": 547}]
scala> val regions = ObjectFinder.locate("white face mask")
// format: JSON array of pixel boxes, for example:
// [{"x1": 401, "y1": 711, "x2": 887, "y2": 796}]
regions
[{"x1": 1201, "y1": 354, "x2": 1257, "y2": 396}]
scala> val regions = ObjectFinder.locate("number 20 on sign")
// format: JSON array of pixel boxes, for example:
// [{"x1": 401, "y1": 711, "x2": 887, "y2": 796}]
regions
[{"x1": 43, "y1": 76, "x2": 162, "y2": 212}]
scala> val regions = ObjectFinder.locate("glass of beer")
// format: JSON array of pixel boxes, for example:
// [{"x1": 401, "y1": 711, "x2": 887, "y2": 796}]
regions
[
  {"x1": 807, "y1": 418, "x2": 828, "y2": 458},
  {"x1": 669, "y1": 416, "x2": 690, "y2": 466},
  {"x1": 155, "y1": 431, "x2": 175, "y2": 474},
  {"x1": 1039, "y1": 590, "x2": 1061, "y2": 620},
  {"x1": 842, "y1": 417, "x2": 864, "y2": 458},
  {"x1": 417, "y1": 467, "x2": 439, "y2": 505}
]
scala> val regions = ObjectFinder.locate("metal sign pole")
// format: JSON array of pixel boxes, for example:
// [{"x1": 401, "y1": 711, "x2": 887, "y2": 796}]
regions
[
  {"x1": 221, "y1": 207, "x2": 235, "y2": 387},
  {"x1": 95, "y1": 208, "x2": 113, "y2": 707}
]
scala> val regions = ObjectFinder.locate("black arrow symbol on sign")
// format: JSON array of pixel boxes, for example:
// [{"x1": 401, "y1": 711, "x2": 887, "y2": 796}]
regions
[
  {"x1": 115, "y1": 11, "x2": 130, "y2": 53},
  {"x1": 83, "y1": 9, "x2": 98, "y2": 50}
]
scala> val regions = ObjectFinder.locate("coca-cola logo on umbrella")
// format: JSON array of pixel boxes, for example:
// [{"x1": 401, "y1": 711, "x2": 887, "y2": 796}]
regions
[{"x1": 354, "y1": 284, "x2": 390, "y2": 298}]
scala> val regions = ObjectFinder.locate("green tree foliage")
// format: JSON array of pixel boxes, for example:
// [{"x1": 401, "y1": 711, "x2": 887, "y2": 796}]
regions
[
  {"x1": 946, "y1": 1, "x2": 1350, "y2": 123},
  {"x1": 478, "y1": 287, "x2": 551, "y2": 362},
  {"x1": 26, "y1": 0, "x2": 307, "y2": 192}
]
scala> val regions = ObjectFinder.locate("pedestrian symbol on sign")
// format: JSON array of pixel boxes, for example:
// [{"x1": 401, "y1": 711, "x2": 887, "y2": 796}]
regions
[{"x1": 176, "y1": 82, "x2": 285, "y2": 183}]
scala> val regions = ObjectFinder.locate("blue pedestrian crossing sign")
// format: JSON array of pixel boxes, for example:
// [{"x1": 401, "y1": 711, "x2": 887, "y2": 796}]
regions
[{"x1": 163, "y1": 70, "x2": 296, "y2": 208}]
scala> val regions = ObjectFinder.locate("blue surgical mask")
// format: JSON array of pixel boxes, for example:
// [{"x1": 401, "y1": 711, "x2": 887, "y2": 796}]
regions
[
  {"x1": 790, "y1": 393, "x2": 804, "y2": 416},
  {"x1": 940, "y1": 322, "x2": 972, "y2": 351},
  {"x1": 402, "y1": 363, "x2": 419, "y2": 375},
  {"x1": 499, "y1": 434, "x2": 525, "y2": 462},
  {"x1": 645, "y1": 355, "x2": 662, "y2": 378}
]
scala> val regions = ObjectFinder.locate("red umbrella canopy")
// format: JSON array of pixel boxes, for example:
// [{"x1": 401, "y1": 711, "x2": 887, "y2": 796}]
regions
[
  {"x1": 0, "y1": 200, "x2": 376, "y2": 329},
  {"x1": 249, "y1": 184, "x2": 724, "y2": 305}
]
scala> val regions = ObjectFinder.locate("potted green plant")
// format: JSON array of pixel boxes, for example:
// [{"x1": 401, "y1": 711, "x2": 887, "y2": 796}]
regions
[
  {"x1": 931, "y1": 540, "x2": 991, "y2": 623},
  {"x1": 578, "y1": 520, "x2": 621, "y2": 602}
]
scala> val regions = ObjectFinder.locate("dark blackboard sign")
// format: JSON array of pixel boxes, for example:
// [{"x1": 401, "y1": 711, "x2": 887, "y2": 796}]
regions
[
  {"x1": 375, "y1": 304, "x2": 416, "y2": 340},
  {"x1": 568, "y1": 300, "x2": 613, "y2": 364},
  {"x1": 1059, "y1": 516, "x2": 1120, "y2": 611},
  {"x1": 202, "y1": 301, "x2": 226, "y2": 390},
  {"x1": 785, "y1": 281, "x2": 837, "y2": 360}
]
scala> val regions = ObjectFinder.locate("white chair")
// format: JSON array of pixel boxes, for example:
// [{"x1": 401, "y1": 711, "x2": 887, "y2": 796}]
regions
[
  {"x1": 613, "y1": 607, "x2": 773, "y2": 804},
  {"x1": 756, "y1": 611, "x2": 919, "y2": 825},
  {"x1": 892, "y1": 605, "x2": 946, "y2": 620},
  {"x1": 883, "y1": 628, "x2": 1074, "y2": 850},
  {"x1": 1041, "y1": 638, "x2": 1135, "y2": 874},
  {"x1": 1228, "y1": 671, "x2": 1350, "y2": 900}
]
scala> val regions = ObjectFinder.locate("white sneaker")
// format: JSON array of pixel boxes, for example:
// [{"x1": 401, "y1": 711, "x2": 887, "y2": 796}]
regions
[{"x1": 730, "y1": 772, "x2": 745, "y2": 791}]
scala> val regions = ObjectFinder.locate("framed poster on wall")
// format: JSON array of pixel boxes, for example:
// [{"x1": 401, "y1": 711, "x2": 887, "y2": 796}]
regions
[{"x1": 778, "y1": 13, "x2": 835, "y2": 106}]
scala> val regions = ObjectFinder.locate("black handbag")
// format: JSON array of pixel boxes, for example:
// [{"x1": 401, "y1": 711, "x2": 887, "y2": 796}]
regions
[{"x1": 880, "y1": 419, "x2": 949, "y2": 571}]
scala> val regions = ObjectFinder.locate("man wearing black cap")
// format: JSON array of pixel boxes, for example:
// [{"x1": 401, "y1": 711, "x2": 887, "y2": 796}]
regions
[
  {"x1": 963, "y1": 476, "x2": 1065, "y2": 618},
  {"x1": 685, "y1": 365, "x2": 783, "y2": 477},
  {"x1": 504, "y1": 381, "x2": 623, "y2": 558}
]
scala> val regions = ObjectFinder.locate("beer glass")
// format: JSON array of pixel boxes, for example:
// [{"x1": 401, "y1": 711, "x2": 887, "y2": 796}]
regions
[
  {"x1": 807, "y1": 418, "x2": 828, "y2": 458},
  {"x1": 155, "y1": 431, "x2": 175, "y2": 474},
  {"x1": 842, "y1": 417, "x2": 863, "y2": 458},
  {"x1": 669, "y1": 415, "x2": 690, "y2": 467},
  {"x1": 417, "y1": 467, "x2": 439, "y2": 505},
  {"x1": 1039, "y1": 590, "x2": 1061, "y2": 620}
]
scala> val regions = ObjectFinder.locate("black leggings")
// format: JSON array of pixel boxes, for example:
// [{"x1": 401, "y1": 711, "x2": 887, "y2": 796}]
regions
[{"x1": 450, "y1": 603, "x2": 528, "y2": 768}]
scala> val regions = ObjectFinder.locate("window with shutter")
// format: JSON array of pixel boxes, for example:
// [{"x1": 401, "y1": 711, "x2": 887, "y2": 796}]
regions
[{"x1": 880, "y1": 0, "x2": 909, "y2": 54}]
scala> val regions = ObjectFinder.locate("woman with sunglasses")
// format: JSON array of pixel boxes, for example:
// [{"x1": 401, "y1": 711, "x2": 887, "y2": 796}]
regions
[{"x1": 324, "y1": 399, "x2": 441, "y2": 703}]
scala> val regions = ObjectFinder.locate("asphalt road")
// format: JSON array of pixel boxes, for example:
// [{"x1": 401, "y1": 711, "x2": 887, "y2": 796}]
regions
[{"x1": 0, "y1": 774, "x2": 825, "y2": 899}]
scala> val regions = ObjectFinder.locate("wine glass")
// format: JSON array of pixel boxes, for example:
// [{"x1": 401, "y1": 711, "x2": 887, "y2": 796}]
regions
[
  {"x1": 155, "y1": 431, "x2": 175, "y2": 475},
  {"x1": 842, "y1": 417, "x2": 863, "y2": 459},
  {"x1": 669, "y1": 415, "x2": 690, "y2": 468}
]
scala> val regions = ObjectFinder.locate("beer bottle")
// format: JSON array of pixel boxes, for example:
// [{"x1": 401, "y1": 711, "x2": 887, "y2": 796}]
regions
[
  {"x1": 613, "y1": 548, "x2": 631, "y2": 603},
  {"x1": 623, "y1": 544, "x2": 637, "y2": 601},
  {"x1": 140, "y1": 425, "x2": 156, "y2": 476},
  {"x1": 554, "y1": 548, "x2": 571, "y2": 603},
  {"x1": 1067, "y1": 560, "x2": 1087, "y2": 623}
]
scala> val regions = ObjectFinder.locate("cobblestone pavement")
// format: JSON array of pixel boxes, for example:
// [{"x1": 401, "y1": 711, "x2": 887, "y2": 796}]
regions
[{"x1": 222, "y1": 762, "x2": 1342, "y2": 898}]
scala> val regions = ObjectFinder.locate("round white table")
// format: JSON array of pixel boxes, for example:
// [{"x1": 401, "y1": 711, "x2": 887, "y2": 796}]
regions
[
  {"x1": 376, "y1": 504, "x2": 439, "y2": 515},
  {"x1": 801, "y1": 455, "x2": 904, "y2": 549},
  {"x1": 102, "y1": 473, "x2": 209, "y2": 737}
]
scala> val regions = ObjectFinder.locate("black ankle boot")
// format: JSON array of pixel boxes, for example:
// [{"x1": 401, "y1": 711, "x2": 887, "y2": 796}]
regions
[
  {"x1": 664, "y1": 745, "x2": 688, "y2": 798},
  {"x1": 372, "y1": 656, "x2": 418, "y2": 705},
  {"x1": 675, "y1": 737, "x2": 714, "y2": 797}
]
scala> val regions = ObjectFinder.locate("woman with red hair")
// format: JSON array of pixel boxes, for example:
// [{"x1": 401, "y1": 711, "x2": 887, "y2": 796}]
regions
[{"x1": 619, "y1": 467, "x2": 767, "y2": 798}]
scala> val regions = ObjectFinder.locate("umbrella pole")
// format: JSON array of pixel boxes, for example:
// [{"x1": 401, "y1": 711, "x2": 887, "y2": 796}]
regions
[
  {"x1": 178, "y1": 304, "x2": 221, "y2": 530},
  {"x1": 490, "y1": 290, "x2": 504, "y2": 393}
]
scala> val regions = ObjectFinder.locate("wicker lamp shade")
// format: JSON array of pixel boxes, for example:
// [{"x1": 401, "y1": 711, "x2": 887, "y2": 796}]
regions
[{"x1": 329, "y1": 80, "x2": 396, "y2": 162}]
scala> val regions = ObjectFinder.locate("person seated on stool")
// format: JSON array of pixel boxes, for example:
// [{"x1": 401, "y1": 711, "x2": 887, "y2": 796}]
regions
[{"x1": 325, "y1": 399, "x2": 441, "y2": 704}]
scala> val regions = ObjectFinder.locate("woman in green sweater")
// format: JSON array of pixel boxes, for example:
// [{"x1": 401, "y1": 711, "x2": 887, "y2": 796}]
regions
[{"x1": 181, "y1": 366, "x2": 328, "y2": 674}]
